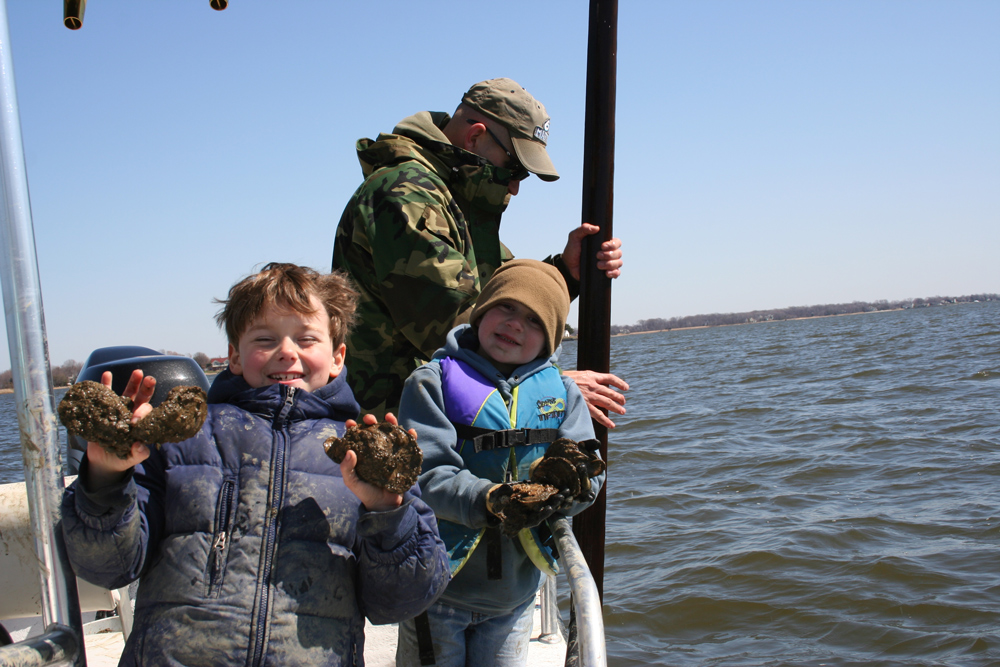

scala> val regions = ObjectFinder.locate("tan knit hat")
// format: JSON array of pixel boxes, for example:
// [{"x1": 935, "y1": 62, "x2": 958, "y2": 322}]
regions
[
  {"x1": 471, "y1": 259, "x2": 571, "y2": 355},
  {"x1": 462, "y1": 78, "x2": 559, "y2": 182}
]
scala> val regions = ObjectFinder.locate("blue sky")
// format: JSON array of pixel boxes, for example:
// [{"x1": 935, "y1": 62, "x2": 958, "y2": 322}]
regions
[{"x1": 1, "y1": 1, "x2": 997, "y2": 370}]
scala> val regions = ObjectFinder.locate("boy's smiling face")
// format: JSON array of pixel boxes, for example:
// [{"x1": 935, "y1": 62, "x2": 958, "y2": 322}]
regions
[
  {"x1": 228, "y1": 295, "x2": 344, "y2": 392},
  {"x1": 476, "y1": 299, "x2": 547, "y2": 374}
]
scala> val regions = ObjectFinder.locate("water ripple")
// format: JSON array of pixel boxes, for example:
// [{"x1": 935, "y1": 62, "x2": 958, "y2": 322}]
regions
[{"x1": 565, "y1": 302, "x2": 1000, "y2": 665}]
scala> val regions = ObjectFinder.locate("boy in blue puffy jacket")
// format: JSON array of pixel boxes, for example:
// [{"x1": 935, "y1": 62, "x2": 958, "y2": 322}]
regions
[
  {"x1": 62, "y1": 262, "x2": 449, "y2": 667},
  {"x1": 395, "y1": 259, "x2": 605, "y2": 667}
]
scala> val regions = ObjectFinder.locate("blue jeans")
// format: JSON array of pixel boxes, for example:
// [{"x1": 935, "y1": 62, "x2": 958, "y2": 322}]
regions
[{"x1": 396, "y1": 596, "x2": 535, "y2": 667}]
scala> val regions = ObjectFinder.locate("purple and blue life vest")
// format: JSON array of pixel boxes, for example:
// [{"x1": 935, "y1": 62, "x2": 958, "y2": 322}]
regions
[{"x1": 435, "y1": 356, "x2": 567, "y2": 576}]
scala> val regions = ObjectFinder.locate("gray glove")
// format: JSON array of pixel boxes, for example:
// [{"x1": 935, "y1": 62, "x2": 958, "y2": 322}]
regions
[{"x1": 488, "y1": 483, "x2": 566, "y2": 537}]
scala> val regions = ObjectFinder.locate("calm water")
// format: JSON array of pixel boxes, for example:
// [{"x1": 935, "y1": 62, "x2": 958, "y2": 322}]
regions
[
  {"x1": 560, "y1": 300, "x2": 999, "y2": 666},
  {"x1": 0, "y1": 386, "x2": 69, "y2": 484},
  {"x1": 1, "y1": 302, "x2": 998, "y2": 665}
]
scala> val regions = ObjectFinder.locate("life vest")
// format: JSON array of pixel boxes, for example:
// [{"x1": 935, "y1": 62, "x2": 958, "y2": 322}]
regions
[{"x1": 434, "y1": 356, "x2": 567, "y2": 578}]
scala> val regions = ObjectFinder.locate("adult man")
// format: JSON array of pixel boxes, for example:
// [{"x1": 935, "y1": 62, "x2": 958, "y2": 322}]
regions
[{"x1": 333, "y1": 77, "x2": 627, "y2": 427}]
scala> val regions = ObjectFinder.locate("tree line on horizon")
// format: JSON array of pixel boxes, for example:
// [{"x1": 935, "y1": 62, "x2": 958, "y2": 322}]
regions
[
  {"x1": 0, "y1": 359, "x2": 84, "y2": 390},
  {"x1": 607, "y1": 293, "x2": 999, "y2": 335}
]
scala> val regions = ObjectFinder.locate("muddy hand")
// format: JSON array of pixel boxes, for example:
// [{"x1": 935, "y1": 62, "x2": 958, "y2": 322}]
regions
[{"x1": 339, "y1": 449, "x2": 403, "y2": 512}]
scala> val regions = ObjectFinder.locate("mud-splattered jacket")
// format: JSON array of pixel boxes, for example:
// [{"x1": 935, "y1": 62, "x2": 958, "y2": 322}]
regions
[
  {"x1": 61, "y1": 369, "x2": 450, "y2": 667},
  {"x1": 398, "y1": 325, "x2": 602, "y2": 615},
  {"x1": 332, "y1": 111, "x2": 577, "y2": 417}
]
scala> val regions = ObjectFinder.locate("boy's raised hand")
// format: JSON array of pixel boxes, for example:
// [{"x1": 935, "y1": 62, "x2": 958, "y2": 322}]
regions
[
  {"x1": 84, "y1": 370, "x2": 156, "y2": 488},
  {"x1": 340, "y1": 412, "x2": 412, "y2": 511}
]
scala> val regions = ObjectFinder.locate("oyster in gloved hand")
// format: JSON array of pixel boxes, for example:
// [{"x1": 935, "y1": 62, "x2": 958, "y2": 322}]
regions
[
  {"x1": 324, "y1": 422, "x2": 422, "y2": 494},
  {"x1": 530, "y1": 438, "x2": 606, "y2": 502},
  {"x1": 488, "y1": 482, "x2": 563, "y2": 538},
  {"x1": 58, "y1": 381, "x2": 208, "y2": 459}
]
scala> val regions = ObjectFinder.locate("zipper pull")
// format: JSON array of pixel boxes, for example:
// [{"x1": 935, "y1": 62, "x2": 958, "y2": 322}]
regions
[{"x1": 213, "y1": 532, "x2": 227, "y2": 551}]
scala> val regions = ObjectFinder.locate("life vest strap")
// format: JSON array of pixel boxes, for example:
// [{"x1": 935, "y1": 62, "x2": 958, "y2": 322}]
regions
[
  {"x1": 486, "y1": 526, "x2": 503, "y2": 580},
  {"x1": 414, "y1": 610, "x2": 436, "y2": 665},
  {"x1": 452, "y1": 423, "x2": 560, "y2": 452}
]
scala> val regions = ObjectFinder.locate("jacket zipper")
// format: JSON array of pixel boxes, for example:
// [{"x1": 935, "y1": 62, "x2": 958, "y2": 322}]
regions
[
  {"x1": 207, "y1": 478, "x2": 235, "y2": 596},
  {"x1": 249, "y1": 386, "x2": 296, "y2": 667}
]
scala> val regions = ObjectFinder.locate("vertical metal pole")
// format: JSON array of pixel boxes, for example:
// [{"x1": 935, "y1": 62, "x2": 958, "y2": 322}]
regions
[
  {"x1": 574, "y1": 0, "x2": 617, "y2": 603},
  {"x1": 538, "y1": 574, "x2": 560, "y2": 640},
  {"x1": 0, "y1": 1, "x2": 86, "y2": 665}
]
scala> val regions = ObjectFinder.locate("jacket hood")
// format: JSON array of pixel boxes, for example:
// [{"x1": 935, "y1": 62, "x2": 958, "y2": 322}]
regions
[
  {"x1": 207, "y1": 368, "x2": 360, "y2": 423},
  {"x1": 355, "y1": 111, "x2": 512, "y2": 217},
  {"x1": 433, "y1": 324, "x2": 560, "y2": 385},
  {"x1": 393, "y1": 110, "x2": 451, "y2": 145}
]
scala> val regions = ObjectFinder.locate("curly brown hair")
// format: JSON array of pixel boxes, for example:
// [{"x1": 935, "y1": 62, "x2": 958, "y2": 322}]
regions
[{"x1": 215, "y1": 263, "x2": 358, "y2": 348}]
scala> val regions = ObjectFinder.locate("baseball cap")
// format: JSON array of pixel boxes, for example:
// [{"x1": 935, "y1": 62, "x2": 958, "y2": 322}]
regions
[{"x1": 462, "y1": 78, "x2": 559, "y2": 182}]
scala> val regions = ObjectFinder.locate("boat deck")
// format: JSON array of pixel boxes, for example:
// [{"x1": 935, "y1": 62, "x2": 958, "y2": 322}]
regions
[
  {"x1": 362, "y1": 594, "x2": 566, "y2": 667},
  {"x1": 7, "y1": 592, "x2": 566, "y2": 667}
]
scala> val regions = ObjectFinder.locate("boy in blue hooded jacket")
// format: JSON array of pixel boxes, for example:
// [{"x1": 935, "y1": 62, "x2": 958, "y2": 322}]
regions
[
  {"x1": 395, "y1": 259, "x2": 605, "y2": 667},
  {"x1": 61, "y1": 262, "x2": 449, "y2": 667}
]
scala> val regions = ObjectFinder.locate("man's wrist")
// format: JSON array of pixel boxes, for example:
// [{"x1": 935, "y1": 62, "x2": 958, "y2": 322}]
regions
[{"x1": 543, "y1": 254, "x2": 580, "y2": 300}]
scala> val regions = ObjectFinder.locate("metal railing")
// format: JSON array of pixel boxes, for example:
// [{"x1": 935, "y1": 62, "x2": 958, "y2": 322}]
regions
[
  {"x1": 0, "y1": 0, "x2": 86, "y2": 663},
  {"x1": 539, "y1": 517, "x2": 607, "y2": 667}
]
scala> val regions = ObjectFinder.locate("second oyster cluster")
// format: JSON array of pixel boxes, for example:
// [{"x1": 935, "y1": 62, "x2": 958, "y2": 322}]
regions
[{"x1": 490, "y1": 438, "x2": 606, "y2": 536}]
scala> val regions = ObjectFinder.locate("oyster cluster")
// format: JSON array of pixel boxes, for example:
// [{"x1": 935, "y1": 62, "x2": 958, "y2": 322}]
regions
[
  {"x1": 58, "y1": 381, "x2": 208, "y2": 459},
  {"x1": 530, "y1": 438, "x2": 606, "y2": 501},
  {"x1": 491, "y1": 438, "x2": 606, "y2": 536},
  {"x1": 489, "y1": 482, "x2": 563, "y2": 537},
  {"x1": 324, "y1": 422, "x2": 422, "y2": 494}
]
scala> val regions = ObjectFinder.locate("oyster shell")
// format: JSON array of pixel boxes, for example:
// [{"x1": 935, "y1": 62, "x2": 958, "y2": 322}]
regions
[
  {"x1": 489, "y1": 482, "x2": 561, "y2": 537},
  {"x1": 324, "y1": 422, "x2": 422, "y2": 494},
  {"x1": 58, "y1": 381, "x2": 208, "y2": 459}
]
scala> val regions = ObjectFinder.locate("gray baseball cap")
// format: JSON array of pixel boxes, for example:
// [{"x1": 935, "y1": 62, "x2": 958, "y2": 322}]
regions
[{"x1": 462, "y1": 78, "x2": 559, "y2": 182}]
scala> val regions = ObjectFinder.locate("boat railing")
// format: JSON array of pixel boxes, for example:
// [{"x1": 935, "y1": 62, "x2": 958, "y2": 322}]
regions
[{"x1": 540, "y1": 516, "x2": 608, "y2": 667}]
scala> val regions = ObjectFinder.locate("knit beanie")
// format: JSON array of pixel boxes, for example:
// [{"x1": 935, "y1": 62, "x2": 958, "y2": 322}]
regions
[{"x1": 470, "y1": 259, "x2": 571, "y2": 355}]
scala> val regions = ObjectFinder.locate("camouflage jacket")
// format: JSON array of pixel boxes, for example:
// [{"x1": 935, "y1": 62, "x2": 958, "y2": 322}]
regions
[{"x1": 333, "y1": 111, "x2": 575, "y2": 416}]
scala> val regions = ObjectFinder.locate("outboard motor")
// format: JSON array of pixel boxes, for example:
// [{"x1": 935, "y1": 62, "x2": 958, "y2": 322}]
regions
[{"x1": 65, "y1": 346, "x2": 211, "y2": 474}]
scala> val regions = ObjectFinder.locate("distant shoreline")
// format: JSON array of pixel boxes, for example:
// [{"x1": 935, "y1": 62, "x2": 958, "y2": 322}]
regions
[
  {"x1": 613, "y1": 306, "x2": 907, "y2": 336},
  {"x1": 563, "y1": 294, "x2": 1000, "y2": 340},
  {"x1": 564, "y1": 306, "x2": 909, "y2": 341}
]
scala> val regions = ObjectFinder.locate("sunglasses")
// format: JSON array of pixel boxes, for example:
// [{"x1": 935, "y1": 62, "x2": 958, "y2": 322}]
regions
[{"x1": 467, "y1": 119, "x2": 530, "y2": 182}]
